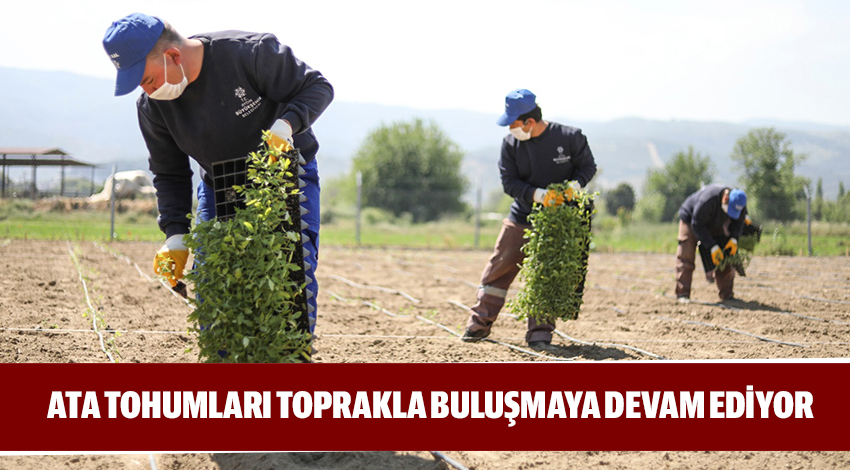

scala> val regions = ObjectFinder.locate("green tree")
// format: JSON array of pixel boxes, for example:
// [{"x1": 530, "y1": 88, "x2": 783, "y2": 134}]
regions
[
  {"x1": 814, "y1": 177, "x2": 824, "y2": 221},
  {"x1": 604, "y1": 182, "x2": 636, "y2": 214},
  {"x1": 731, "y1": 128, "x2": 808, "y2": 222},
  {"x1": 352, "y1": 119, "x2": 467, "y2": 222},
  {"x1": 643, "y1": 147, "x2": 715, "y2": 222},
  {"x1": 839, "y1": 181, "x2": 845, "y2": 199}
]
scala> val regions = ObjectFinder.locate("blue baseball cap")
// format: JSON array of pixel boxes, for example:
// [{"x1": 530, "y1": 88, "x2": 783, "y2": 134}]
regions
[
  {"x1": 103, "y1": 13, "x2": 164, "y2": 96},
  {"x1": 727, "y1": 188, "x2": 747, "y2": 219},
  {"x1": 496, "y1": 89, "x2": 537, "y2": 126}
]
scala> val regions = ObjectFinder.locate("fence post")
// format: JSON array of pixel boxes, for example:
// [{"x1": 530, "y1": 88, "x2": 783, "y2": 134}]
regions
[
  {"x1": 109, "y1": 165, "x2": 117, "y2": 240},
  {"x1": 474, "y1": 180, "x2": 482, "y2": 249},
  {"x1": 805, "y1": 186, "x2": 813, "y2": 256},
  {"x1": 355, "y1": 171, "x2": 362, "y2": 246}
]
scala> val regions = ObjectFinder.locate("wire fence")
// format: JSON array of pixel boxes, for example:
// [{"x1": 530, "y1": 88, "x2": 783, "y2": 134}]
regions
[{"x1": 2, "y1": 172, "x2": 849, "y2": 255}]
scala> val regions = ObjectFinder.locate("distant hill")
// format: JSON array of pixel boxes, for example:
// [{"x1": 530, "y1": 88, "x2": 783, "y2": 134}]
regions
[{"x1": 1, "y1": 67, "x2": 848, "y2": 198}]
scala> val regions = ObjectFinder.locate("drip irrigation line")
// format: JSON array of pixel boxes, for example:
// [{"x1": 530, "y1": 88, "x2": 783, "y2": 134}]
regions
[
  {"x1": 149, "y1": 454, "x2": 159, "y2": 470},
  {"x1": 445, "y1": 301, "x2": 587, "y2": 362},
  {"x1": 325, "y1": 290, "x2": 407, "y2": 317},
  {"x1": 6, "y1": 326, "x2": 847, "y2": 346},
  {"x1": 451, "y1": 300, "x2": 664, "y2": 360},
  {"x1": 614, "y1": 275, "x2": 666, "y2": 285},
  {"x1": 0, "y1": 327, "x2": 184, "y2": 335},
  {"x1": 754, "y1": 285, "x2": 850, "y2": 306},
  {"x1": 330, "y1": 286, "x2": 570, "y2": 361},
  {"x1": 326, "y1": 290, "x2": 350, "y2": 302},
  {"x1": 93, "y1": 241, "x2": 154, "y2": 283},
  {"x1": 94, "y1": 241, "x2": 194, "y2": 309},
  {"x1": 66, "y1": 242, "x2": 117, "y2": 363},
  {"x1": 1, "y1": 255, "x2": 76, "y2": 259},
  {"x1": 364, "y1": 301, "x2": 406, "y2": 317},
  {"x1": 414, "y1": 314, "x2": 461, "y2": 337},
  {"x1": 550, "y1": 329, "x2": 666, "y2": 360},
  {"x1": 653, "y1": 316, "x2": 807, "y2": 348},
  {"x1": 438, "y1": 276, "x2": 479, "y2": 289},
  {"x1": 326, "y1": 274, "x2": 420, "y2": 303},
  {"x1": 610, "y1": 307, "x2": 627, "y2": 314},
  {"x1": 591, "y1": 280, "x2": 848, "y2": 326},
  {"x1": 591, "y1": 285, "x2": 658, "y2": 296},
  {"x1": 430, "y1": 451, "x2": 469, "y2": 470},
  {"x1": 662, "y1": 294, "x2": 850, "y2": 325},
  {"x1": 737, "y1": 277, "x2": 850, "y2": 291},
  {"x1": 321, "y1": 333, "x2": 463, "y2": 340}
]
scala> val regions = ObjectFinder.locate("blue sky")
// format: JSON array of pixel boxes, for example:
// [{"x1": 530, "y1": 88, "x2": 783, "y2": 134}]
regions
[{"x1": 2, "y1": 0, "x2": 849, "y2": 125}]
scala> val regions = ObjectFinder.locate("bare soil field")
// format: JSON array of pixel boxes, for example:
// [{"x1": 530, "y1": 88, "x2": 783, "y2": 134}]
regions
[{"x1": 2, "y1": 240, "x2": 848, "y2": 469}]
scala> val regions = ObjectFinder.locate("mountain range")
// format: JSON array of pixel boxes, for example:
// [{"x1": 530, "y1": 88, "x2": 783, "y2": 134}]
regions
[{"x1": 1, "y1": 67, "x2": 848, "y2": 199}]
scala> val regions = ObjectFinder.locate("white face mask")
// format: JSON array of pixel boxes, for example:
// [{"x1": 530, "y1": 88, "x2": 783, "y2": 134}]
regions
[
  {"x1": 721, "y1": 202, "x2": 729, "y2": 215},
  {"x1": 510, "y1": 123, "x2": 532, "y2": 141},
  {"x1": 149, "y1": 54, "x2": 188, "y2": 101}
]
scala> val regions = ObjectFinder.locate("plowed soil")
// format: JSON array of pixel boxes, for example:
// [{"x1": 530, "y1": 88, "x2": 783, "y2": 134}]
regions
[{"x1": 2, "y1": 240, "x2": 848, "y2": 469}]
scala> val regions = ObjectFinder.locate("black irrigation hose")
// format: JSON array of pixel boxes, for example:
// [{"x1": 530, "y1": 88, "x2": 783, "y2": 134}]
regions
[
  {"x1": 660, "y1": 293, "x2": 850, "y2": 325},
  {"x1": 66, "y1": 243, "x2": 119, "y2": 364},
  {"x1": 430, "y1": 451, "x2": 469, "y2": 470},
  {"x1": 327, "y1": 274, "x2": 420, "y2": 303},
  {"x1": 94, "y1": 242, "x2": 193, "y2": 309},
  {"x1": 447, "y1": 300, "x2": 665, "y2": 360},
  {"x1": 593, "y1": 281, "x2": 849, "y2": 326},
  {"x1": 326, "y1": 288, "x2": 572, "y2": 361},
  {"x1": 653, "y1": 316, "x2": 807, "y2": 348}
]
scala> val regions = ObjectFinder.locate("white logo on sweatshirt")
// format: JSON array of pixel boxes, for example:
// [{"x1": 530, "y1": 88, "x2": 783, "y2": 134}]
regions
[
  {"x1": 553, "y1": 146, "x2": 571, "y2": 164},
  {"x1": 234, "y1": 86, "x2": 262, "y2": 118}
]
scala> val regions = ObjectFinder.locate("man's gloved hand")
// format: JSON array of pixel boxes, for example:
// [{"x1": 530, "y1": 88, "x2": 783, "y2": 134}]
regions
[
  {"x1": 535, "y1": 188, "x2": 566, "y2": 207},
  {"x1": 533, "y1": 188, "x2": 547, "y2": 204},
  {"x1": 268, "y1": 119, "x2": 294, "y2": 153},
  {"x1": 724, "y1": 238, "x2": 738, "y2": 256},
  {"x1": 710, "y1": 245, "x2": 724, "y2": 265},
  {"x1": 153, "y1": 235, "x2": 189, "y2": 288},
  {"x1": 563, "y1": 180, "x2": 581, "y2": 202}
]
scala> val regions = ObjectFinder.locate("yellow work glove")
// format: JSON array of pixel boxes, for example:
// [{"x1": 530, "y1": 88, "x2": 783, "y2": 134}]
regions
[
  {"x1": 710, "y1": 245, "x2": 724, "y2": 266},
  {"x1": 542, "y1": 190, "x2": 565, "y2": 207},
  {"x1": 268, "y1": 119, "x2": 294, "y2": 154},
  {"x1": 153, "y1": 235, "x2": 189, "y2": 287},
  {"x1": 724, "y1": 238, "x2": 738, "y2": 256}
]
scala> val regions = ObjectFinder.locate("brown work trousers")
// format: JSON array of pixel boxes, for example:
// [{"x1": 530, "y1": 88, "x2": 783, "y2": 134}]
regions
[
  {"x1": 675, "y1": 220, "x2": 735, "y2": 301},
  {"x1": 466, "y1": 219, "x2": 555, "y2": 343}
]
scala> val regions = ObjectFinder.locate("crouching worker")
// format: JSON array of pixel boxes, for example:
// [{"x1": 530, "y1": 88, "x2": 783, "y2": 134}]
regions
[
  {"x1": 462, "y1": 89, "x2": 597, "y2": 350},
  {"x1": 676, "y1": 184, "x2": 747, "y2": 302}
]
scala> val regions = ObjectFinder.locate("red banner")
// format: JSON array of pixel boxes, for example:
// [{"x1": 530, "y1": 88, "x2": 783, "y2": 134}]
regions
[{"x1": 2, "y1": 362, "x2": 847, "y2": 451}]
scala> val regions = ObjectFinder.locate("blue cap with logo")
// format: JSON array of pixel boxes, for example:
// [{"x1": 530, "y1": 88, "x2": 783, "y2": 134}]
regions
[
  {"x1": 727, "y1": 188, "x2": 747, "y2": 219},
  {"x1": 102, "y1": 13, "x2": 164, "y2": 96},
  {"x1": 496, "y1": 89, "x2": 537, "y2": 126}
]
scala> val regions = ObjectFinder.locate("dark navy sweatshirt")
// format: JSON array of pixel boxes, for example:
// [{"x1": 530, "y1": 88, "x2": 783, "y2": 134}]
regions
[
  {"x1": 679, "y1": 183, "x2": 746, "y2": 248},
  {"x1": 499, "y1": 122, "x2": 597, "y2": 225},
  {"x1": 137, "y1": 31, "x2": 334, "y2": 237}
]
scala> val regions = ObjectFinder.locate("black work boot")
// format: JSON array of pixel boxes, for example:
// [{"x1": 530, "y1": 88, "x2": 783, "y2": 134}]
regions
[{"x1": 462, "y1": 329, "x2": 490, "y2": 342}]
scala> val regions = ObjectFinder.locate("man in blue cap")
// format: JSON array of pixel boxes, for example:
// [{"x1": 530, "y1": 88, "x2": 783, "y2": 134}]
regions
[
  {"x1": 462, "y1": 89, "x2": 597, "y2": 350},
  {"x1": 102, "y1": 13, "x2": 333, "y2": 340},
  {"x1": 676, "y1": 184, "x2": 748, "y2": 302}
]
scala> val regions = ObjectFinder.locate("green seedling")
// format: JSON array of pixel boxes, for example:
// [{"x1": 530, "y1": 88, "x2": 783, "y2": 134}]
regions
[
  {"x1": 509, "y1": 182, "x2": 596, "y2": 323},
  {"x1": 183, "y1": 132, "x2": 311, "y2": 363}
]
